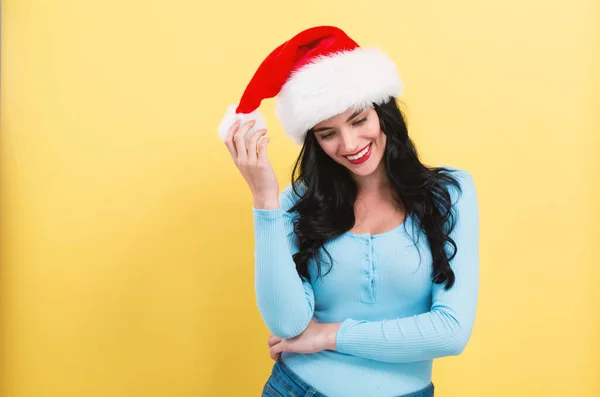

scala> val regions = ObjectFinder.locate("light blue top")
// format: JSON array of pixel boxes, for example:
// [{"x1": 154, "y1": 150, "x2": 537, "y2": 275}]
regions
[{"x1": 252, "y1": 166, "x2": 479, "y2": 397}]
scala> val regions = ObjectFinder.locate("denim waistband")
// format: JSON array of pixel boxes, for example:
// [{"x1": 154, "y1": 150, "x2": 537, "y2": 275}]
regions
[{"x1": 273, "y1": 358, "x2": 434, "y2": 397}]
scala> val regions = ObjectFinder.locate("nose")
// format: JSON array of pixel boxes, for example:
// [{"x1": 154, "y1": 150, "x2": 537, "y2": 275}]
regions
[{"x1": 340, "y1": 130, "x2": 360, "y2": 154}]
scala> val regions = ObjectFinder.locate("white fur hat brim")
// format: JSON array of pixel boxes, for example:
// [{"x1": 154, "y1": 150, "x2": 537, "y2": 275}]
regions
[{"x1": 274, "y1": 47, "x2": 403, "y2": 145}]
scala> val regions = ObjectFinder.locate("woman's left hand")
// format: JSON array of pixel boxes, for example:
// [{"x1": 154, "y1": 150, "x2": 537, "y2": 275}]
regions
[{"x1": 268, "y1": 320, "x2": 342, "y2": 361}]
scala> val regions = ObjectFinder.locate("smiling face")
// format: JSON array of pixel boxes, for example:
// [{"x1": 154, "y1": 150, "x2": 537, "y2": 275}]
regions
[{"x1": 311, "y1": 106, "x2": 387, "y2": 178}]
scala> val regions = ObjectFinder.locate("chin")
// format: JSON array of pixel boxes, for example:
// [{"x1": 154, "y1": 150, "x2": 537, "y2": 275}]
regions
[{"x1": 348, "y1": 165, "x2": 378, "y2": 177}]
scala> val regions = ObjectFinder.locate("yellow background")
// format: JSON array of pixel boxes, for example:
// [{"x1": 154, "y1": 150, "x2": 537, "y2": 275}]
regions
[{"x1": 1, "y1": 0, "x2": 598, "y2": 396}]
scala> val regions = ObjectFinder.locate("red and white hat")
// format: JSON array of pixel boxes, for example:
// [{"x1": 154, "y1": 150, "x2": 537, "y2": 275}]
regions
[{"x1": 217, "y1": 26, "x2": 403, "y2": 145}]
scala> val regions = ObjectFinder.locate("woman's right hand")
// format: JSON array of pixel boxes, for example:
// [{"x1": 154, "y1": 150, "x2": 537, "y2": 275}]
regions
[{"x1": 223, "y1": 119, "x2": 280, "y2": 209}]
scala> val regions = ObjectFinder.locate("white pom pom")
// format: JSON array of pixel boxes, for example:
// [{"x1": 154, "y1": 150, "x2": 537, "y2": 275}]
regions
[{"x1": 217, "y1": 104, "x2": 267, "y2": 142}]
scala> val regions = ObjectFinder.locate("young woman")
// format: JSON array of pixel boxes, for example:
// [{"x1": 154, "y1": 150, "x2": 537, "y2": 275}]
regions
[{"x1": 219, "y1": 26, "x2": 479, "y2": 397}]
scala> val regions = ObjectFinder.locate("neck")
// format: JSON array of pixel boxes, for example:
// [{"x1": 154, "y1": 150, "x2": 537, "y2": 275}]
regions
[{"x1": 352, "y1": 163, "x2": 391, "y2": 197}]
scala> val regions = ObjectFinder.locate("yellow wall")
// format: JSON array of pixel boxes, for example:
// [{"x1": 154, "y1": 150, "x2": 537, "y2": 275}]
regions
[{"x1": 1, "y1": 0, "x2": 598, "y2": 396}]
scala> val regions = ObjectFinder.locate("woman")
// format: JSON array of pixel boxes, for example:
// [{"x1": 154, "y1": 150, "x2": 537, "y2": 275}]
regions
[{"x1": 218, "y1": 26, "x2": 479, "y2": 397}]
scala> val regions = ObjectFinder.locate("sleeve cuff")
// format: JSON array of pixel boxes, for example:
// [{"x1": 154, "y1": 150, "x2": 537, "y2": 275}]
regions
[
  {"x1": 335, "y1": 318, "x2": 362, "y2": 353},
  {"x1": 252, "y1": 207, "x2": 285, "y2": 219}
]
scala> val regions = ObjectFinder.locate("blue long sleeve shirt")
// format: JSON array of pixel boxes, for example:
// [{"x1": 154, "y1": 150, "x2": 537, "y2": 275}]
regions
[{"x1": 252, "y1": 166, "x2": 479, "y2": 397}]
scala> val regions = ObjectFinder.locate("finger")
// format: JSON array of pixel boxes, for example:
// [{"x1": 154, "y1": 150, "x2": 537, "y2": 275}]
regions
[
  {"x1": 270, "y1": 350, "x2": 280, "y2": 361},
  {"x1": 270, "y1": 345, "x2": 279, "y2": 357},
  {"x1": 233, "y1": 119, "x2": 256, "y2": 163},
  {"x1": 270, "y1": 341, "x2": 285, "y2": 356},
  {"x1": 247, "y1": 129, "x2": 267, "y2": 165},
  {"x1": 223, "y1": 119, "x2": 241, "y2": 160},
  {"x1": 269, "y1": 349, "x2": 278, "y2": 361},
  {"x1": 268, "y1": 335, "x2": 283, "y2": 347},
  {"x1": 257, "y1": 137, "x2": 270, "y2": 163}
]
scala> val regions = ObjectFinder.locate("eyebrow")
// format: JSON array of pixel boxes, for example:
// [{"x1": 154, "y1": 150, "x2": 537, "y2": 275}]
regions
[{"x1": 311, "y1": 108, "x2": 365, "y2": 133}]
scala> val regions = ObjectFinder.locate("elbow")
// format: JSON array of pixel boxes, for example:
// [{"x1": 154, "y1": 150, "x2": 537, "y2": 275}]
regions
[
  {"x1": 433, "y1": 309, "x2": 474, "y2": 357},
  {"x1": 266, "y1": 317, "x2": 311, "y2": 339},
  {"x1": 255, "y1": 291, "x2": 315, "y2": 338},
  {"x1": 257, "y1": 303, "x2": 313, "y2": 338},
  {"x1": 444, "y1": 331, "x2": 472, "y2": 356}
]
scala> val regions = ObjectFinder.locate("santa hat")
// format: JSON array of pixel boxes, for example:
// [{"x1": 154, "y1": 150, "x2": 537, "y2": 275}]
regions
[{"x1": 217, "y1": 25, "x2": 403, "y2": 145}]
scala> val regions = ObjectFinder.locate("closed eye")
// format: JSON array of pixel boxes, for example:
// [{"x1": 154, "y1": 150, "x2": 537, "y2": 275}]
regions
[
  {"x1": 318, "y1": 117, "x2": 368, "y2": 140},
  {"x1": 352, "y1": 117, "x2": 367, "y2": 126}
]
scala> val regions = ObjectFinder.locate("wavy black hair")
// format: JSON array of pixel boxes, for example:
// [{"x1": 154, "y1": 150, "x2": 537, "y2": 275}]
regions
[{"x1": 286, "y1": 97, "x2": 463, "y2": 290}]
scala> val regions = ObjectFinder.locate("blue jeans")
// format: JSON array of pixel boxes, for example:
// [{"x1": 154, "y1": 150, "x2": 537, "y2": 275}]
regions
[{"x1": 262, "y1": 358, "x2": 435, "y2": 397}]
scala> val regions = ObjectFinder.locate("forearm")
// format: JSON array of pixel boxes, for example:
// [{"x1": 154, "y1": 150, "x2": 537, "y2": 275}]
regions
[
  {"x1": 333, "y1": 308, "x2": 474, "y2": 363},
  {"x1": 253, "y1": 207, "x2": 314, "y2": 338}
]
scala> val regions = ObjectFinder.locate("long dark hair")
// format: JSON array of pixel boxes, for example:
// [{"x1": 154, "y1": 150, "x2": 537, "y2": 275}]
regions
[{"x1": 287, "y1": 97, "x2": 462, "y2": 290}]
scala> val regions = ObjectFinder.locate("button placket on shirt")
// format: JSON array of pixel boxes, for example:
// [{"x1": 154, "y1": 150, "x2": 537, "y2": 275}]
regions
[{"x1": 360, "y1": 236, "x2": 377, "y2": 303}]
